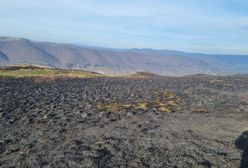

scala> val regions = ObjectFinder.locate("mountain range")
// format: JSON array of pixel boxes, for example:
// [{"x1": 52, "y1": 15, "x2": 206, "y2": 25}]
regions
[{"x1": 1, "y1": 36, "x2": 248, "y2": 76}]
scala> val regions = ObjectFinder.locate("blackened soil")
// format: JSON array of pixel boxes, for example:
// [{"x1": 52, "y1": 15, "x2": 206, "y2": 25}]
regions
[{"x1": 0, "y1": 76, "x2": 248, "y2": 168}]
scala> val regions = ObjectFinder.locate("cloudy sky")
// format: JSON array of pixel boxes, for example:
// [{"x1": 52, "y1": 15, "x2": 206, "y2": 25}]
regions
[{"x1": 0, "y1": 0, "x2": 248, "y2": 54}]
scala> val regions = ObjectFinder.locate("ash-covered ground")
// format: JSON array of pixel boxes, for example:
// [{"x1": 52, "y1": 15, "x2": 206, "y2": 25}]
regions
[{"x1": 1, "y1": 75, "x2": 248, "y2": 168}]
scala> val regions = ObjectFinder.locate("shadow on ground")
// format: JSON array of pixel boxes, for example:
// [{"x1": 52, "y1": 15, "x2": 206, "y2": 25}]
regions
[{"x1": 236, "y1": 131, "x2": 248, "y2": 168}]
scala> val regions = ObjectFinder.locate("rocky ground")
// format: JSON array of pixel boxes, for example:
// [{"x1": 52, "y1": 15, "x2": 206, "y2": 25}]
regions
[{"x1": 0, "y1": 75, "x2": 248, "y2": 168}]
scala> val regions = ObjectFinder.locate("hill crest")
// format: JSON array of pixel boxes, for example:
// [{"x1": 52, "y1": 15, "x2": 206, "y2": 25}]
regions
[{"x1": 1, "y1": 37, "x2": 248, "y2": 76}]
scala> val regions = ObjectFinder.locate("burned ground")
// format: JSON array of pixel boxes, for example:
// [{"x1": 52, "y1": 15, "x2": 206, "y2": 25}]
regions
[{"x1": 0, "y1": 75, "x2": 248, "y2": 167}]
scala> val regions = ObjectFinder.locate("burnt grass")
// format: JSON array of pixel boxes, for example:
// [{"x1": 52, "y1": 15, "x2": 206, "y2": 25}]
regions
[{"x1": 1, "y1": 75, "x2": 248, "y2": 168}]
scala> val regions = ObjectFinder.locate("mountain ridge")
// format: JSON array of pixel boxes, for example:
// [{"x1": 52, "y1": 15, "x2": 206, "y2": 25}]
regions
[{"x1": 1, "y1": 36, "x2": 248, "y2": 76}]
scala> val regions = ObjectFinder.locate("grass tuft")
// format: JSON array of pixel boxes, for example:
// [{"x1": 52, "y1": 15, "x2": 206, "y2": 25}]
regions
[{"x1": 96, "y1": 90, "x2": 181, "y2": 113}]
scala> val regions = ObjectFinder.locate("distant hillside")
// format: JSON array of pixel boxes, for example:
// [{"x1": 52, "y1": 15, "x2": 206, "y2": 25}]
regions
[
  {"x1": 1, "y1": 37, "x2": 248, "y2": 76},
  {"x1": 0, "y1": 51, "x2": 9, "y2": 65}
]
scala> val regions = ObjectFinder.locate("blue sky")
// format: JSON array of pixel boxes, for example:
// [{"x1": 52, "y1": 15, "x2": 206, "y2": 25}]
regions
[{"x1": 0, "y1": 0, "x2": 248, "y2": 54}]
